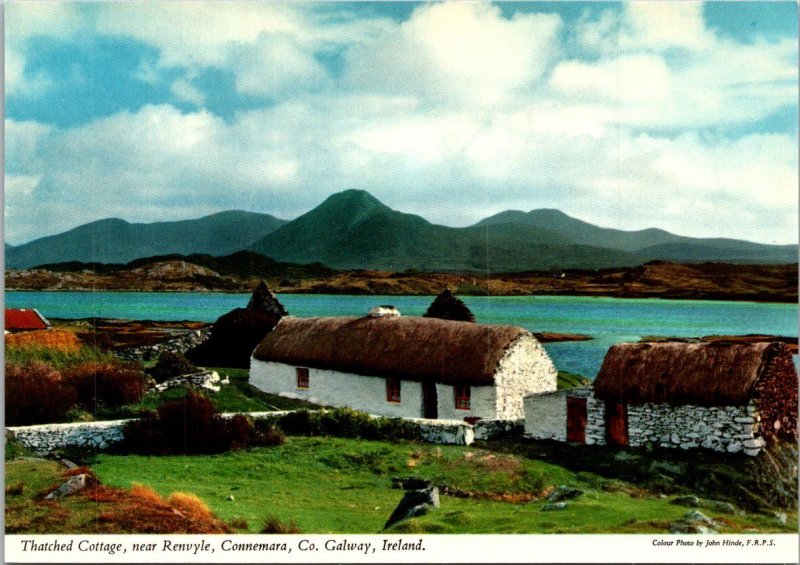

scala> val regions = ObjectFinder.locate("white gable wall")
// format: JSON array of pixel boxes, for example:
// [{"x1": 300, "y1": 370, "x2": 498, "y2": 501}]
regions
[
  {"x1": 250, "y1": 360, "x2": 424, "y2": 418},
  {"x1": 494, "y1": 335, "x2": 558, "y2": 419}
]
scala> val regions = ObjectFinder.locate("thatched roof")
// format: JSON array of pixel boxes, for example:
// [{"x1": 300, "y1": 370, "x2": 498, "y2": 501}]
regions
[
  {"x1": 593, "y1": 341, "x2": 790, "y2": 406},
  {"x1": 252, "y1": 316, "x2": 533, "y2": 385}
]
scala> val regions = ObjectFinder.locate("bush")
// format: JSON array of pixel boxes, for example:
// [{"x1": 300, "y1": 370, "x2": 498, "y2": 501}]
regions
[
  {"x1": 274, "y1": 408, "x2": 421, "y2": 442},
  {"x1": 147, "y1": 351, "x2": 199, "y2": 383},
  {"x1": 251, "y1": 422, "x2": 286, "y2": 447},
  {"x1": 64, "y1": 361, "x2": 146, "y2": 407},
  {"x1": 122, "y1": 392, "x2": 275, "y2": 455},
  {"x1": 5, "y1": 362, "x2": 78, "y2": 426}
]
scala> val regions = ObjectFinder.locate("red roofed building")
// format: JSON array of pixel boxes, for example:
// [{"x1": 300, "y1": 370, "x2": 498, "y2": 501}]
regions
[{"x1": 5, "y1": 309, "x2": 51, "y2": 333}]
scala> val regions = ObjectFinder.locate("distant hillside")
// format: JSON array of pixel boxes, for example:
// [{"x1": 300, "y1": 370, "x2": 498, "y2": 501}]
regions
[
  {"x1": 6, "y1": 191, "x2": 797, "y2": 272},
  {"x1": 33, "y1": 250, "x2": 336, "y2": 280},
  {"x1": 249, "y1": 190, "x2": 642, "y2": 271},
  {"x1": 476, "y1": 209, "x2": 797, "y2": 263},
  {"x1": 6, "y1": 211, "x2": 287, "y2": 269}
]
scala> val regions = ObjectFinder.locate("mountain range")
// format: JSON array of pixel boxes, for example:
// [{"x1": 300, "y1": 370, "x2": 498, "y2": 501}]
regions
[{"x1": 5, "y1": 190, "x2": 797, "y2": 271}]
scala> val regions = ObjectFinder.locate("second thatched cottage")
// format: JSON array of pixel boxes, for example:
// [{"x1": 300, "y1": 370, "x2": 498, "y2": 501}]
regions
[
  {"x1": 524, "y1": 341, "x2": 798, "y2": 456},
  {"x1": 250, "y1": 309, "x2": 557, "y2": 421}
]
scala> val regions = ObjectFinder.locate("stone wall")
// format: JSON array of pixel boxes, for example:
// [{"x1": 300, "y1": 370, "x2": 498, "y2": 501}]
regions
[
  {"x1": 117, "y1": 328, "x2": 211, "y2": 361},
  {"x1": 625, "y1": 401, "x2": 763, "y2": 455},
  {"x1": 474, "y1": 418, "x2": 523, "y2": 441},
  {"x1": 582, "y1": 393, "x2": 765, "y2": 456},
  {"x1": 6, "y1": 410, "x2": 475, "y2": 453},
  {"x1": 584, "y1": 394, "x2": 607, "y2": 446},
  {"x1": 6, "y1": 420, "x2": 131, "y2": 456}
]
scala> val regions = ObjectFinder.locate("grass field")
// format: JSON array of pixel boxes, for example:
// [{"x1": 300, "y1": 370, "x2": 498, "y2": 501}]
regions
[{"x1": 80, "y1": 437, "x2": 796, "y2": 534}]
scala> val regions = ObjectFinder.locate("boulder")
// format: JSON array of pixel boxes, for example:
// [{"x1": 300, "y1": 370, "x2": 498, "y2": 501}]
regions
[
  {"x1": 702, "y1": 500, "x2": 738, "y2": 515},
  {"x1": 541, "y1": 502, "x2": 568, "y2": 511},
  {"x1": 44, "y1": 474, "x2": 92, "y2": 500},
  {"x1": 546, "y1": 485, "x2": 583, "y2": 503},
  {"x1": 383, "y1": 486, "x2": 440, "y2": 530},
  {"x1": 670, "y1": 495, "x2": 700, "y2": 507}
]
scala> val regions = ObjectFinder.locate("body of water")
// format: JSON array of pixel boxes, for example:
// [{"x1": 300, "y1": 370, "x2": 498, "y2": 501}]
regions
[{"x1": 5, "y1": 291, "x2": 797, "y2": 378}]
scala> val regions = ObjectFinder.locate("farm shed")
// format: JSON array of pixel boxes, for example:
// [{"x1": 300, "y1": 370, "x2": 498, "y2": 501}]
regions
[
  {"x1": 250, "y1": 310, "x2": 557, "y2": 421},
  {"x1": 525, "y1": 341, "x2": 797, "y2": 456},
  {"x1": 4, "y1": 308, "x2": 51, "y2": 333}
]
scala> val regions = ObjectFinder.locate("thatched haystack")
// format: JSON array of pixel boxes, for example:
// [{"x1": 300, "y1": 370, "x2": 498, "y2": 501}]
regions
[
  {"x1": 187, "y1": 282, "x2": 286, "y2": 368},
  {"x1": 423, "y1": 290, "x2": 475, "y2": 323}
]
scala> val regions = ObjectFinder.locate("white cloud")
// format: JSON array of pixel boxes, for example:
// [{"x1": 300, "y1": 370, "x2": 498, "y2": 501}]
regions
[
  {"x1": 5, "y1": 2, "x2": 798, "y2": 246},
  {"x1": 343, "y1": 2, "x2": 562, "y2": 106}
]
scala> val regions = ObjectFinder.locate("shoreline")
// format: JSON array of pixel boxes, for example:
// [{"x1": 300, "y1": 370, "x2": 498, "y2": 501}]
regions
[{"x1": 5, "y1": 287, "x2": 798, "y2": 304}]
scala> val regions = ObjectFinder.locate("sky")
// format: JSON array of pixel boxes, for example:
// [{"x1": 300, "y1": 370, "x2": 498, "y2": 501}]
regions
[{"x1": 4, "y1": 1, "x2": 798, "y2": 246}]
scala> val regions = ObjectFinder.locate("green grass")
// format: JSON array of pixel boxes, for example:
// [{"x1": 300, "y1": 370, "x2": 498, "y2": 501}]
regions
[
  {"x1": 557, "y1": 371, "x2": 591, "y2": 390},
  {"x1": 94, "y1": 367, "x2": 317, "y2": 420},
  {"x1": 88, "y1": 437, "x2": 797, "y2": 534}
]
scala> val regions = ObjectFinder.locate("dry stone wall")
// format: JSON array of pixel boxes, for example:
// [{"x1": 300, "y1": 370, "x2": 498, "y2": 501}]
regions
[
  {"x1": 6, "y1": 410, "x2": 477, "y2": 455},
  {"x1": 6, "y1": 420, "x2": 130, "y2": 456},
  {"x1": 625, "y1": 401, "x2": 763, "y2": 455},
  {"x1": 581, "y1": 393, "x2": 765, "y2": 456}
]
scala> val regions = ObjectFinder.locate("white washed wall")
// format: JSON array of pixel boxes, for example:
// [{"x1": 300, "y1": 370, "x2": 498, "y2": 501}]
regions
[
  {"x1": 494, "y1": 336, "x2": 558, "y2": 419},
  {"x1": 250, "y1": 360, "x2": 424, "y2": 418},
  {"x1": 523, "y1": 390, "x2": 568, "y2": 441},
  {"x1": 435, "y1": 383, "x2": 496, "y2": 421}
]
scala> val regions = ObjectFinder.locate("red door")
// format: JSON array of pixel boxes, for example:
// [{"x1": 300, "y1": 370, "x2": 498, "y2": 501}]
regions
[
  {"x1": 605, "y1": 402, "x2": 628, "y2": 446},
  {"x1": 566, "y1": 397, "x2": 587, "y2": 443}
]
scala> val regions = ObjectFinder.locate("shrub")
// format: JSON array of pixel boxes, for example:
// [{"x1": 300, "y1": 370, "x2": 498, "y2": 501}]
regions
[
  {"x1": 122, "y1": 392, "x2": 273, "y2": 455},
  {"x1": 64, "y1": 361, "x2": 146, "y2": 407},
  {"x1": 274, "y1": 408, "x2": 421, "y2": 442},
  {"x1": 261, "y1": 516, "x2": 301, "y2": 534},
  {"x1": 251, "y1": 422, "x2": 286, "y2": 447},
  {"x1": 167, "y1": 492, "x2": 214, "y2": 521},
  {"x1": 147, "y1": 351, "x2": 199, "y2": 383},
  {"x1": 5, "y1": 362, "x2": 78, "y2": 426}
]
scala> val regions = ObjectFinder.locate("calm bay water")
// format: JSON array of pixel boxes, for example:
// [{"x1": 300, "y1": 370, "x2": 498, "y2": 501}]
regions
[{"x1": 5, "y1": 291, "x2": 797, "y2": 378}]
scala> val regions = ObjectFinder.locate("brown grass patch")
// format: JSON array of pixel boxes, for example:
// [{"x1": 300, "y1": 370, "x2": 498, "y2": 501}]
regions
[
  {"x1": 261, "y1": 516, "x2": 302, "y2": 534},
  {"x1": 5, "y1": 330, "x2": 81, "y2": 352},
  {"x1": 83, "y1": 483, "x2": 230, "y2": 534},
  {"x1": 167, "y1": 492, "x2": 214, "y2": 521}
]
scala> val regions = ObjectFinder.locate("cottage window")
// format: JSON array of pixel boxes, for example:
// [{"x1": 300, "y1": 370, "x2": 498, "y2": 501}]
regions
[
  {"x1": 454, "y1": 385, "x2": 471, "y2": 410},
  {"x1": 296, "y1": 367, "x2": 309, "y2": 389},
  {"x1": 386, "y1": 378, "x2": 401, "y2": 403}
]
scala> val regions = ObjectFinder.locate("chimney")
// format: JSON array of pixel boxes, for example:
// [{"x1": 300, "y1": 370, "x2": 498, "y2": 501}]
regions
[{"x1": 368, "y1": 305, "x2": 401, "y2": 318}]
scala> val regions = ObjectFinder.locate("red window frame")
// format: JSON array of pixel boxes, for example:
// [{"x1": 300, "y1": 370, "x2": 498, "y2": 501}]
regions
[
  {"x1": 454, "y1": 385, "x2": 471, "y2": 410},
  {"x1": 386, "y1": 378, "x2": 401, "y2": 403},
  {"x1": 296, "y1": 367, "x2": 309, "y2": 389}
]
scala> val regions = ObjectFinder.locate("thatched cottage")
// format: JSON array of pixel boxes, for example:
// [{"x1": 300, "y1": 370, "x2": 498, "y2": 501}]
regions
[
  {"x1": 250, "y1": 311, "x2": 557, "y2": 421},
  {"x1": 524, "y1": 341, "x2": 798, "y2": 456}
]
